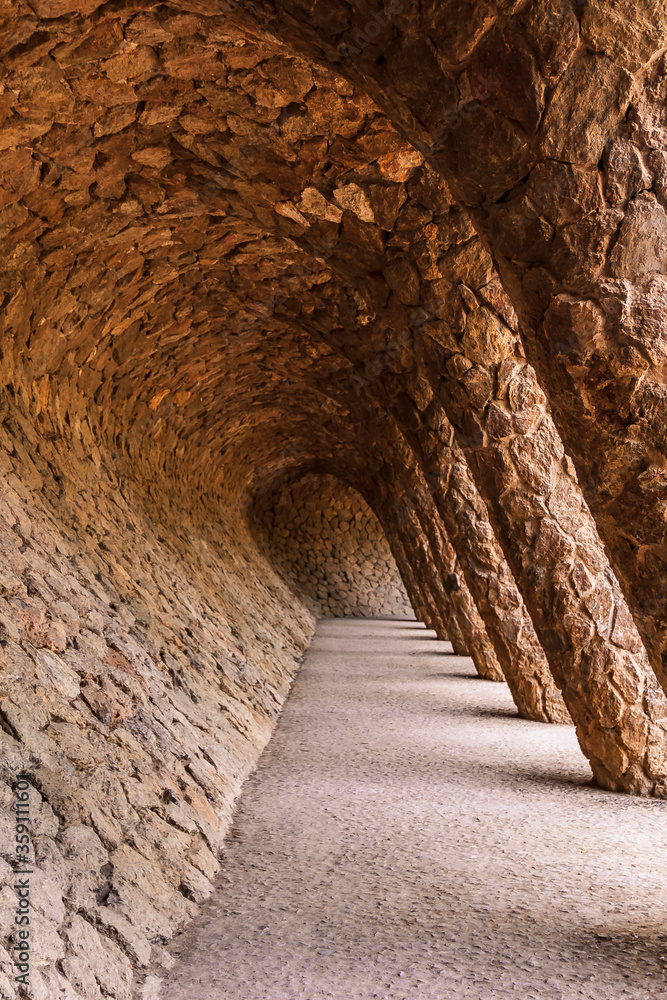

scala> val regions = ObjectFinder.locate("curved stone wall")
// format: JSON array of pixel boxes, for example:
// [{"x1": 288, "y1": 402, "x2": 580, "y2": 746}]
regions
[
  {"x1": 252, "y1": 474, "x2": 412, "y2": 619},
  {"x1": 0, "y1": 413, "x2": 318, "y2": 1000}
]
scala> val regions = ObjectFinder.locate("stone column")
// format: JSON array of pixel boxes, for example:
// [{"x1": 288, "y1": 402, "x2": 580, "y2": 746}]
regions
[
  {"x1": 439, "y1": 599, "x2": 468, "y2": 658},
  {"x1": 425, "y1": 23, "x2": 667, "y2": 693},
  {"x1": 382, "y1": 516, "x2": 441, "y2": 632},
  {"x1": 380, "y1": 483, "x2": 505, "y2": 682},
  {"x1": 392, "y1": 386, "x2": 570, "y2": 723},
  {"x1": 409, "y1": 272, "x2": 667, "y2": 794}
]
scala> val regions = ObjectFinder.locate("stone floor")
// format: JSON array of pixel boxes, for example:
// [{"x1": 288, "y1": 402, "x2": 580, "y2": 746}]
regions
[{"x1": 155, "y1": 619, "x2": 667, "y2": 1000}]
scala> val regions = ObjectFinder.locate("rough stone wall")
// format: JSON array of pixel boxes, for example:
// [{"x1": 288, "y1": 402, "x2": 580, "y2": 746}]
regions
[
  {"x1": 0, "y1": 406, "x2": 316, "y2": 1000},
  {"x1": 252, "y1": 474, "x2": 412, "y2": 619}
]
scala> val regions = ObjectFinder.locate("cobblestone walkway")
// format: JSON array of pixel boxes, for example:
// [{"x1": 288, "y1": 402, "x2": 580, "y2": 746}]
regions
[{"x1": 158, "y1": 619, "x2": 667, "y2": 999}]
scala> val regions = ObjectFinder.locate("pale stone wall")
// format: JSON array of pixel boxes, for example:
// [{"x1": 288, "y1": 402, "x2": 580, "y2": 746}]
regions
[
  {"x1": 253, "y1": 474, "x2": 413, "y2": 619},
  {"x1": 0, "y1": 408, "x2": 315, "y2": 1000}
]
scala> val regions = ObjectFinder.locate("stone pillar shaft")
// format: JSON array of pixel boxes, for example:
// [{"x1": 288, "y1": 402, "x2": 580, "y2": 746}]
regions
[{"x1": 407, "y1": 401, "x2": 570, "y2": 723}]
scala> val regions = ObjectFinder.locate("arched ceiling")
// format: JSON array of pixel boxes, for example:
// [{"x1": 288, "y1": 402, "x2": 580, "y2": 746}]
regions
[{"x1": 0, "y1": 2, "x2": 507, "y2": 510}]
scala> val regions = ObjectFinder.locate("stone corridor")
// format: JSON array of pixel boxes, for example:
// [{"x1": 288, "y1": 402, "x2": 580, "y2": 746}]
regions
[
  {"x1": 156, "y1": 620, "x2": 667, "y2": 1000},
  {"x1": 2, "y1": 0, "x2": 667, "y2": 995}
]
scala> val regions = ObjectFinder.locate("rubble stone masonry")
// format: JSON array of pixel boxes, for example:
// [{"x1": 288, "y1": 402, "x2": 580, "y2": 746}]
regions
[
  {"x1": 252, "y1": 474, "x2": 412, "y2": 619},
  {"x1": 0, "y1": 407, "x2": 316, "y2": 1000}
]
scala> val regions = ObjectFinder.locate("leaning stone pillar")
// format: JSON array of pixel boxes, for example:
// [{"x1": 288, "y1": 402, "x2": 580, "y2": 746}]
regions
[
  {"x1": 392, "y1": 523, "x2": 470, "y2": 656},
  {"x1": 412, "y1": 266, "x2": 667, "y2": 795},
  {"x1": 411, "y1": 498, "x2": 504, "y2": 681},
  {"x1": 425, "y1": 30, "x2": 667, "y2": 695},
  {"x1": 383, "y1": 520, "x2": 441, "y2": 632},
  {"x1": 382, "y1": 486, "x2": 504, "y2": 682},
  {"x1": 398, "y1": 392, "x2": 570, "y2": 723}
]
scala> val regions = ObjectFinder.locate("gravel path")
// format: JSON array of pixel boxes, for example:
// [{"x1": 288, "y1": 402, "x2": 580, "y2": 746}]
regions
[{"x1": 157, "y1": 618, "x2": 667, "y2": 999}]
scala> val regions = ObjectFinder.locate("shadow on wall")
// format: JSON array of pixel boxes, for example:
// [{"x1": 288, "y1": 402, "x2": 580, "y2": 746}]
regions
[{"x1": 251, "y1": 473, "x2": 412, "y2": 619}]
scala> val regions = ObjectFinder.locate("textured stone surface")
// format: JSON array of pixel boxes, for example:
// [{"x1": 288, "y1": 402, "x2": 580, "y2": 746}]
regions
[
  {"x1": 0, "y1": 409, "x2": 316, "y2": 999},
  {"x1": 1, "y1": 2, "x2": 667, "y2": 995},
  {"x1": 240, "y1": 0, "x2": 667, "y2": 714},
  {"x1": 0, "y1": 0, "x2": 665, "y2": 786},
  {"x1": 372, "y1": 481, "x2": 504, "y2": 682},
  {"x1": 252, "y1": 473, "x2": 411, "y2": 619},
  {"x1": 157, "y1": 619, "x2": 667, "y2": 1000},
  {"x1": 413, "y1": 401, "x2": 569, "y2": 723}
]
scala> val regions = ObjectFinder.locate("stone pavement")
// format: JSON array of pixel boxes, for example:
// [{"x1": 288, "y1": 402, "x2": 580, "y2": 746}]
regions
[{"x1": 156, "y1": 619, "x2": 667, "y2": 1000}]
